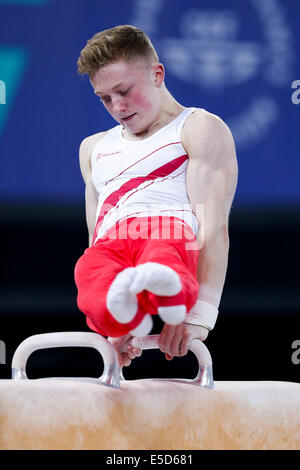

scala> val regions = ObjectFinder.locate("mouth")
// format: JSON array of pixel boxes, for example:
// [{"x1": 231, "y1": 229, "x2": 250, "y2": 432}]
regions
[{"x1": 121, "y1": 113, "x2": 136, "y2": 123}]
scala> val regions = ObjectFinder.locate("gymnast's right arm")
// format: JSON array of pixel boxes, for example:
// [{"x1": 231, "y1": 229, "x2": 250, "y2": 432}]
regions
[
  {"x1": 79, "y1": 134, "x2": 142, "y2": 365},
  {"x1": 79, "y1": 135, "x2": 101, "y2": 247}
]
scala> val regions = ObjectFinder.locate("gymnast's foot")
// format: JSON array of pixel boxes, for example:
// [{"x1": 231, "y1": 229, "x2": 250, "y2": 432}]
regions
[
  {"x1": 106, "y1": 267, "x2": 153, "y2": 336},
  {"x1": 107, "y1": 263, "x2": 186, "y2": 335},
  {"x1": 130, "y1": 313, "x2": 153, "y2": 337},
  {"x1": 106, "y1": 267, "x2": 138, "y2": 324},
  {"x1": 129, "y1": 262, "x2": 181, "y2": 296},
  {"x1": 129, "y1": 262, "x2": 186, "y2": 325}
]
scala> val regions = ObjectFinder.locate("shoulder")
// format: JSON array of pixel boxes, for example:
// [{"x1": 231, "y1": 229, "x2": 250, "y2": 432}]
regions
[
  {"x1": 79, "y1": 130, "x2": 108, "y2": 162},
  {"x1": 183, "y1": 108, "x2": 234, "y2": 149},
  {"x1": 79, "y1": 130, "x2": 108, "y2": 182},
  {"x1": 182, "y1": 108, "x2": 237, "y2": 172}
]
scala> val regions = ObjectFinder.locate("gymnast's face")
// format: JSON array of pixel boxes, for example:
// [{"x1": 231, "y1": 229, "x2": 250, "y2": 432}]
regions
[{"x1": 91, "y1": 57, "x2": 164, "y2": 136}]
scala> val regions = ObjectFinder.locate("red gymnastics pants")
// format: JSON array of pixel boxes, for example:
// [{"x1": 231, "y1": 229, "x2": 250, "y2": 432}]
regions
[{"x1": 74, "y1": 216, "x2": 200, "y2": 337}]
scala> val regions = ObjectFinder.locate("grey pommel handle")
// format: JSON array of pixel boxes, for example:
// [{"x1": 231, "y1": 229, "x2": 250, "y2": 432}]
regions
[
  {"x1": 121, "y1": 334, "x2": 214, "y2": 389},
  {"x1": 11, "y1": 332, "x2": 120, "y2": 388}
]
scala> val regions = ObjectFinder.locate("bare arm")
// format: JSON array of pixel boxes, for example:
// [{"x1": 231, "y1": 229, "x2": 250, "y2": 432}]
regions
[
  {"x1": 79, "y1": 133, "x2": 105, "y2": 247},
  {"x1": 183, "y1": 110, "x2": 238, "y2": 309},
  {"x1": 158, "y1": 110, "x2": 237, "y2": 360},
  {"x1": 79, "y1": 132, "x2": 145, "y2": 366}
]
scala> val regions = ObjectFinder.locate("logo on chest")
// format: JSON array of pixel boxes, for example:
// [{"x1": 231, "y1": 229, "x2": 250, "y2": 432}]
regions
[{"x1": 96, "y1": 151, "x2": 122, "y2": 162}]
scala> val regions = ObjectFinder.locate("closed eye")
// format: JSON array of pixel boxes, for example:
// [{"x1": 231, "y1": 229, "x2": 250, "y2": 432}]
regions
[
  {"x1": 120, "y1": 87, "x2": 131, "y2": 96},
  {"x1": 100, "y1": 96, "x2": 111, "y2": 104},
  {"x1": 99, "y1": 86, "x2": 131, "y2": 104}
]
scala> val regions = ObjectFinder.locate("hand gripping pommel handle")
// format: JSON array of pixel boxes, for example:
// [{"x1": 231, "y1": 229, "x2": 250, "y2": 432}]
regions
[
  {"x1": 121, "y1": 334, "x2": 214, "y2": 389},
  {"x1": 11, "y1": 332, "x2": 121, "y2": 388}
]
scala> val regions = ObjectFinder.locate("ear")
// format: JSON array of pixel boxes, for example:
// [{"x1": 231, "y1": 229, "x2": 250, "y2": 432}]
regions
[{"x1": 153, "y1": 63, "x2": 165, "y2": 87}]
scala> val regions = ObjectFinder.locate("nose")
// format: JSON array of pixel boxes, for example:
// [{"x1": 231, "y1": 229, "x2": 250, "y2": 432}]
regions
[{"x1": 111, "y1": 96, "x2": 127, "y2": 115}]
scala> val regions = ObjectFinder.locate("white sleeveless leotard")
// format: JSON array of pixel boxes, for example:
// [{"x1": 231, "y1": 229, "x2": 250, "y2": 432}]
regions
[{"x1": 91, "y1": 107, "x2": 199, "y2": 245}]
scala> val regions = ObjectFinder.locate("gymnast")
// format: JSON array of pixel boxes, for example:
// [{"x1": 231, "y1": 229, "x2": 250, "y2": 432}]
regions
[{"x1": 74, "y1": 25, "x2": 238, "y2": 367}]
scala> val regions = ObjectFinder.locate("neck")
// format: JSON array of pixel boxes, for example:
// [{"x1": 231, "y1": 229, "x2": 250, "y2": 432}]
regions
[
  {"x1": 123, "y1": 87, "x2": 184, "y2": 140},
  {"x1": 158, "y1": 86, "x2": 184, "y2": 120}
]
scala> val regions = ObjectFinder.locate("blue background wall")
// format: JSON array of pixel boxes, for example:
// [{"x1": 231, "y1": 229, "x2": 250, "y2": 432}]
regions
[{"x1": 0, "y1": 0, "x2": 299, "y2": 206}]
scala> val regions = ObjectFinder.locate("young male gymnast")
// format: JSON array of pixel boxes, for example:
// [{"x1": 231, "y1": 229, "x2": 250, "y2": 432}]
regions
[{"x1": 74, "y1": 25, "x2": 238, "y2": 367}]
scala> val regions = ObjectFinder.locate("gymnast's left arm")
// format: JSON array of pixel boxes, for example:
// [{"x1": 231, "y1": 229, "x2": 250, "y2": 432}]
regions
[{"x1": 159, "y1": 110, "x2": 238, "y2": 359}]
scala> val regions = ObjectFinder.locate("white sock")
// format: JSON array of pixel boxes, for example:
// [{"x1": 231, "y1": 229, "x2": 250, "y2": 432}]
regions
[
  {"x1": 106, "y1": 267, "x2": 138, "y2": 324},
  {"x1": 107, "y1": 264, "x2": 184, "y2": 328},
  {"x1": 129, "y1": 262, "x2": 182, "y2": 296},
  {"x1": 158, "y1": 305, "x2": 186, "y2": 325},
  {"x1": 130, "y1": 314, "x2": 153, "y2": 337}
]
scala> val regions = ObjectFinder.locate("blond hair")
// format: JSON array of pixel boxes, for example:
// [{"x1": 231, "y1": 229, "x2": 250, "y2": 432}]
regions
[{"x1": 77, "y1": 25, "x2": 159, "y2": 78}]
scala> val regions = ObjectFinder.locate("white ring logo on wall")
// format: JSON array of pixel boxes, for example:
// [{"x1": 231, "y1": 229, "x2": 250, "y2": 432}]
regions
[{"x1": 131, "y1": 0, "x2": 295, "y2": 149}]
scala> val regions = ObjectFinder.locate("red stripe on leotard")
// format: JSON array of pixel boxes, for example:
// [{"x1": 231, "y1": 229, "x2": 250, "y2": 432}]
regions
[
  {"x1": 92, "y1": 154, "x2": 188, "y2": 245},
  {"x1": 104, "y1": 141, "x2": 181, "y2": 186}
]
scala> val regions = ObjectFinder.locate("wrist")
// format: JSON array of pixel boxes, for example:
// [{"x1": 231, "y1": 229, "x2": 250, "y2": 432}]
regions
[{"x1": 184, "y1": 299, "x2": 219, "y2": 330}]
